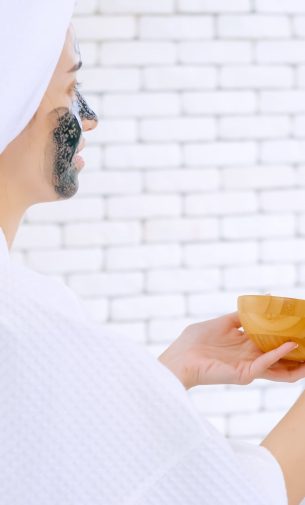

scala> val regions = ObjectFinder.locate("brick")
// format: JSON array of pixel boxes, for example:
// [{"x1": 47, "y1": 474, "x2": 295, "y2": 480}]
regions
[
  {"x1": 102, "y1": 93, "x2": 180, "y2": 117},
  {"x1": 14, "y1": 225, "x2": 61, "y2": 250},
  {"x1": 81, "y1": 68, "x2": 140, "y2": 92},
  {"x1": 188, "y1": 291, "x2": 242, "y2": 316},
  {"x1": 99, "y1": 0, "x2": 175, "y2": 13},
  {"x1": 204, "y1": 416, "x2": 226, "y2": 435},
  {"x1": 78, "y1": 42, "x2": 98, "y2": 66},
  {"x1": 106, "y1": 195, "x2": 182, "y2": 219},
  {"x1": 144, "y1": 218, "x2": 219, "y2": 242},
  {"x1": 88, "y1": 120, "x2": 137, "y2": 143},
  {"x1": 218, "y1": 15, "x2": 290, "y2": 38},
  {"x1": 298, "y1": 214, "x2": 305, "y2": 235},
  {"x1": 256, "y1": 41, "x2": 305, "y2": 63},
  {"x1": 148, "y1": 318, "x2": 194, "y2": 343},
  {"x1": 222, "y1": 166, "x2": 296, "y2": 189},
  {"x1": 220, "y1": 66, "x2": 293, "y2": 88},
  {"x1": 178, "y1": 0, "x2": 251, "y2": 13},
  {"x1": 147, "y1": 268, "x2": 221, "y2": 293},
  {"x1": 228, "y1": 411, "x2": 285, "y2": 437},
  {"x1": 262, "y1": 385, "x2": 303, "y2": 410},
  {"x1": 219, "y1": 116, "x2": 291, "y2": 139},
  {"x1": 222, "y1": 214, "x2": 296, "y2": 239},
  {"x1": 144, "y1": 66, "x2": 217, "y2": 90},
  {"x1": 260, "y1": 91, "x2": 305, "y2": 113},
  {"x1": 191, "y1": 389, "x2": 261, "y2": 415},
  {"x1": 293, "y1": 116, "x2": 305, "y2": 136},
  {"x1": 69, "y1": 272, "x2": 144, "y2": 296},
  {"x1": 144, "y1": 169, "x2": 220, "y2": 193},
  {"x1": 73, "y1": 16, "x2": 136, "y2": 39},
  {"x1": 105, "y1": 244, "x2": 182, "y2": 270},
  {"x1": 139, "y1": 16, "x2": 214, "y2": 40},
  {"x1": 64, "y1": 221, "x2": 141, "y2": 246},
  {"x1": 105, "y1": 144, "x2": 181, "y2": 169},
  {"x1": 260, "y1": 190, "x2": 305, "y2": 211},
  {"x1": 261, "y1": 239, "x2": 305, "y2": 262},
  {"x1": 111, "y1": 295, "x2": 186, "y2": 319},
  {"x1": 224, "y1": 264, "x2": 296, "y2": 289},
  {"x1": 81, "y1": 146, "x2": 103, "y2": 171},
  {"x1": 293, "y1": 17, "x2": 305, "y2": 37},
  {"x1": 146, "y1": 343, "x2": 169, "y2": 358},
  {"x1": 184, "y1": 242, "x2": 258, "y2": 267},
  {"x1": 78, "y1": 171, "x2": 142, "y2": 195},
  {"x1": 26, "y1": 198, "x2": 104, "y2": 223},
  {"x1": 140, "y1": 118, "x2": 216, "y2": 142},
  {"x1": 261, "y1": 140, "x2": 305, "y2": 163},
  {"x1": 100, "y1": 42, "x2": 176, "y2": 65},
  {"x1": 297, "y1": 65, "x2": 305, "y2": 87},
  {"x1": 82, "y1": 298, "x2": 109, "y2": 322},
  {"x1": 74, "y1": 0, "x2": 98, "y2": 14},
  {"x1": 185, "y1": 191, "x2": 258, "y2": 216},
  {"x1": 256, "y1": 0, "x2": 305, "y2": 12},
  {"x1": 99, "y1": 323, "x2": 146, "y2": 343},
  {"x1": 28, "y1": 249, "x2": 103, "y2": 274},
  {"x1": 179, "y1": 41, "x2": 251, "y2": 64},
  {"x1": 184, "y1": 143, "x2": 257, "y2": 166},
  {"x1": 297, "y1": 166, "x2": 305, "y2": 186},
  {"x1": 183, "y1": 92, "x2": 256, "y2": 114},
  {"x1": 298, "y1": 266, "x2": 305, "y2": 286}
]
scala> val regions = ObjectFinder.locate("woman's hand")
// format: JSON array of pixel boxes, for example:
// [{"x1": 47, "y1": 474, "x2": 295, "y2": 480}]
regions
[{"x1": 158, "y1": 311, "x2": 305, "y2": 390}]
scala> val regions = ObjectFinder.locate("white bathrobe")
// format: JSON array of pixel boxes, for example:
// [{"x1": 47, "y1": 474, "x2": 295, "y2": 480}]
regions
[{"x1": 0, "y1": 228, "x2": 288, "y2": 504}]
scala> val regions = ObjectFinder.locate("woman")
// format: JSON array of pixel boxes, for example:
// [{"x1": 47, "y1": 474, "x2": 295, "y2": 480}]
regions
[{"x1": 1, "y1": 1, "x2": 305, "y2": 504}]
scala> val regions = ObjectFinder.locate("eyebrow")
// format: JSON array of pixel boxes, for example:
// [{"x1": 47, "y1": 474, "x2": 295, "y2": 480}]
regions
[{"x1": 68, "y1": 60, "x2": 83, "y2": 73}]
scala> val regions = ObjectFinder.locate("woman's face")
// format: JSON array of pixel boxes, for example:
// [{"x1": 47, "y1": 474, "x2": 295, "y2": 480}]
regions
[{"x1": 0, "y1": 24, "x2": 98, "y2": 204}]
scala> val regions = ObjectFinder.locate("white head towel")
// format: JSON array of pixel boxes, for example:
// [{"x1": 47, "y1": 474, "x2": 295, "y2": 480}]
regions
[{"x1": 0, "y1": 0, "x2": 75, "y2": 155}]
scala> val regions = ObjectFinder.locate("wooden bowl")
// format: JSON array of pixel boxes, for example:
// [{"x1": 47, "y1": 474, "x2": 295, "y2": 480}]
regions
[{"x1": 237, "y1": 294, "x2": 305, "y2": 361}]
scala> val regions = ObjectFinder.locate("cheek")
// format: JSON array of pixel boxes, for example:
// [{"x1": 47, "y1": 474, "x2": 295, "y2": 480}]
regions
[{"x1": 53, "y1": 110, "x2": 81, "y2": 160}]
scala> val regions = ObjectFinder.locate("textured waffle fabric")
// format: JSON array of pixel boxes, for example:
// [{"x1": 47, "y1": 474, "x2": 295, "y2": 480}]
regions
[{"x1": 0, "y1": 227, "x2": 288, "y2": 504}]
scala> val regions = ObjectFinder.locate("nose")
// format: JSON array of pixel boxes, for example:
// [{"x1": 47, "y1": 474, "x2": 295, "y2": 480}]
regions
[
  {"x1": 74, "y1": 90, "x2": 99, "y2": 133},
  {"x1": 82, "y1": 115, "x2": 98, "y2": 132}
]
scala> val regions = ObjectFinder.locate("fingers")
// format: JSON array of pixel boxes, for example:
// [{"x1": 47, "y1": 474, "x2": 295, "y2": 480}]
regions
[
  {"x1": 226, "y1": 311, "x2": 242, "y2": 329},
  {"x1": 250, "y1": 341, "x2": 299, "y2": 378},
  {"x1": 263, "y1": 362, "x2": 305, "y2": 383}
]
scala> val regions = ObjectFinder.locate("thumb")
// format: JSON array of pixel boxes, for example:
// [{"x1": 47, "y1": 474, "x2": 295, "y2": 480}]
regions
[{"x1": 250, "y1": 341, "x2": 299, "y2": 377}]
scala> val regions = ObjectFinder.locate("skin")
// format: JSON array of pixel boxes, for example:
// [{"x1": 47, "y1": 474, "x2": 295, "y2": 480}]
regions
[
  {"x1": 159, "y1": 311, "x2": 305, "y2": 390},
  {"x1": 260, "y1": 394, "x2": 305, "y2": 505},
  {"x1": 0, "y1": 24, "x2": 98, "y2": 249}
]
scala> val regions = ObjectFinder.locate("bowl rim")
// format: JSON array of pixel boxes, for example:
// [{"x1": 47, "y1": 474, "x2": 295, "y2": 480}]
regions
[{"x1": 238, "y1": 294, "x2": 305, "y2": 303}]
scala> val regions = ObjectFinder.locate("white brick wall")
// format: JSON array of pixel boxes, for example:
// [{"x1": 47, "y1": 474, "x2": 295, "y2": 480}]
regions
[{"x1": 15, "y1": 0, "x2": 305, "y2": 443}]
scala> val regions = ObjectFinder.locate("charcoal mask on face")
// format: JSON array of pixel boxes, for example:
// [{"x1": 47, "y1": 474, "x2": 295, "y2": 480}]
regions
[
  {"x1": 75, "y1": 89, "x2": 98, "y2": 122},
  {"x1": 49, "y1": 92, "x2": 97, "y2": 199},
  {"x1": 51, "y1": 106, "x2": 82, "y2": 199}
]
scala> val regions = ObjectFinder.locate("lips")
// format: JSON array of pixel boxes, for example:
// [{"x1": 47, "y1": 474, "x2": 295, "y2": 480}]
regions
[{"x1": 74, "y1": 138, "x2": 86, "y2": 171}]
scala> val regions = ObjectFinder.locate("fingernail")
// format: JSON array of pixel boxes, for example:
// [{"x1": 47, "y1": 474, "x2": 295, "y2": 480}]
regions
[{"x1": 290, "y1": 343, "x2": 299, "y2": 349}]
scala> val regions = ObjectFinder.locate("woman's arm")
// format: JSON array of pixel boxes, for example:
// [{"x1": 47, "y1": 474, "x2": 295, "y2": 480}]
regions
[{"x1": 260, "y1": 390, "x2": 305, "y2": 505}]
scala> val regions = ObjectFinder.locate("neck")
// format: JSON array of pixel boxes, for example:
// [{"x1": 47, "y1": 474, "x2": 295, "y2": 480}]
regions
[
  {"x1": 0, "y1": 176, "x2": 27, "y2": 251},
  {"x1": 0, "y1": 213, "x2": 23, "y2": 250}
]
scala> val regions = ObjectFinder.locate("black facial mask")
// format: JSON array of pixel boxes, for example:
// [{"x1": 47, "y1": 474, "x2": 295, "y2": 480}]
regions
[
  {"x1": 51, "y1": 107, "x2": 82, "y2": 198},
  {"x1": 75, "y1": 89, "x2": 98, "y2": 122},
  {"x1": 49, "y1": 92, "x2": 97, "y2": 199}
]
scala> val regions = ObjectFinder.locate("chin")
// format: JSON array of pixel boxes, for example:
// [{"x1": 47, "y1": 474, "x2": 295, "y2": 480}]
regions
[{"x1": 53, "y1": 163, "x2": 80, "y2": 200}]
